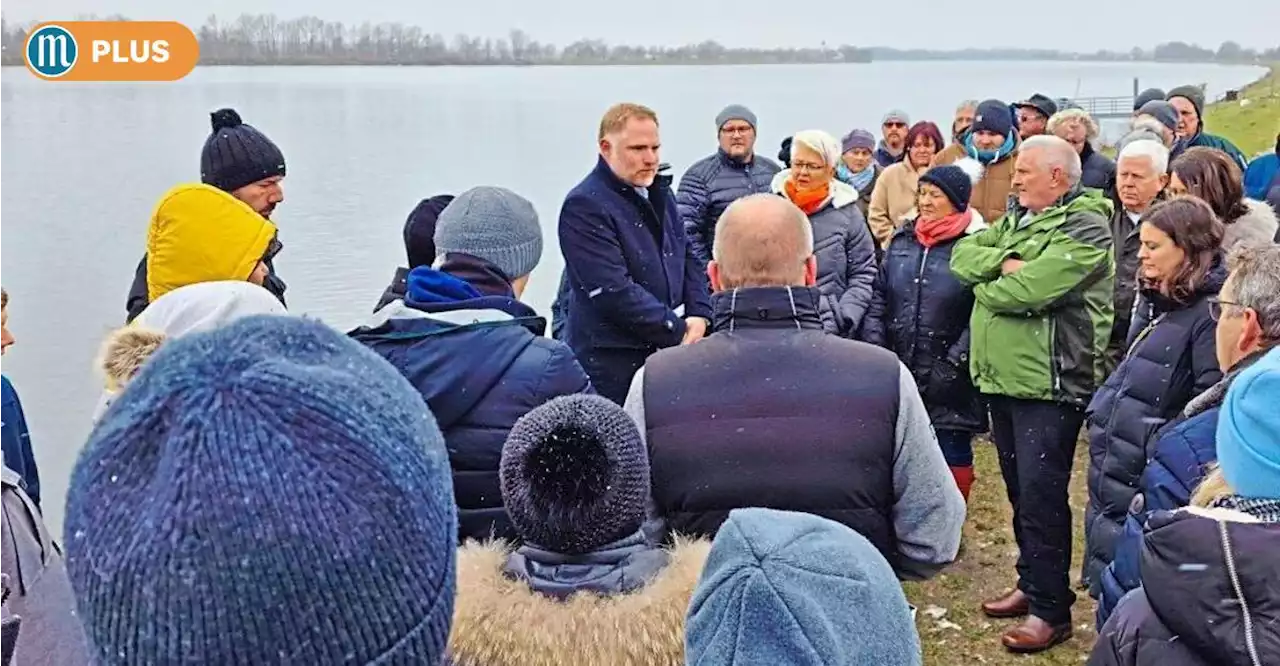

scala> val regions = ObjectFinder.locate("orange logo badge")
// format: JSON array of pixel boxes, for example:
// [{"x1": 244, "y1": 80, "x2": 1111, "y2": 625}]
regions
[{"x1": 25, "y1": 21, "x2": 199, "y2": 81}]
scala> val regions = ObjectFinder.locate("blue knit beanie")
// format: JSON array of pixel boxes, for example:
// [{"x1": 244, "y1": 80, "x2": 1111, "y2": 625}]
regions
[
  {"x1": 500, "y1": 394, "x2": 649, "y2": 554},
  {"x1": 1216, "y1": 346, "x2": 1280, "y2": 499},
  {"x1": 685, "y1": 509, "x2": 921, "y2": 666},
  {"x1": 65, "y1": 315, "x2": 458, "y2": 665},
  {"x1": 971, "y1": 99, "x2": 1014, "y2": 138},
  {"x1": 200, "y1": 108, "x2": 286, "y2": 193}
]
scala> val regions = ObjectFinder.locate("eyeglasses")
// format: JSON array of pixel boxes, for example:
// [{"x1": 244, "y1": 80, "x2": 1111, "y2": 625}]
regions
[
  {"x1": 791, "y1": 161, "x2": 827, "y2": 173},
  {"x1": 720, "y1": 126, "x2": 754, "y2": 136},
  {"x1": 1207, "y1": 296, "x2": 1245, "y2": 322},
  {"x1": 883, "y1": 122, "x2": 907, "y2": 129}
]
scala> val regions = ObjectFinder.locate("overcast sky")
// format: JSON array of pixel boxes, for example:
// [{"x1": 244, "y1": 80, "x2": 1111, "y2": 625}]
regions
[{"x1": 6, "y1": 0, "x2": 1278, "y2": 52}]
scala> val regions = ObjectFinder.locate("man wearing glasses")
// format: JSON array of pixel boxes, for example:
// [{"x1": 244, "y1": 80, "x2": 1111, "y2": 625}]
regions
[
  {"x1": 874, "y1": 109, "x2": 911, "y2": 167},
  {"x1": 678, "y1": 105, "x2": 781, "y2": 273},
  {"x1": 1014, "y1": 94, "x2": 1059, "y2": 140}
]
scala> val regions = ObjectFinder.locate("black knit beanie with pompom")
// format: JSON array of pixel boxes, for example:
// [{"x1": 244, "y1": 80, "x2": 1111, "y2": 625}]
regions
[{"x1": 500, "y1": 394, "x2": 649, "y2": 554}]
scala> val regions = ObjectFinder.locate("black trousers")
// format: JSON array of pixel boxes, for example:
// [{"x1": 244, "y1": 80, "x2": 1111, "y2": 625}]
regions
[{"x1": 986, "y1": 394, "x2": 1084, "y2": 626}]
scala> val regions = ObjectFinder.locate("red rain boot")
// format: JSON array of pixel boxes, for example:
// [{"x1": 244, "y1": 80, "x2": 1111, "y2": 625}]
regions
[{"x1": 950, "y1": 465, "x2": 975, "y2": 503}]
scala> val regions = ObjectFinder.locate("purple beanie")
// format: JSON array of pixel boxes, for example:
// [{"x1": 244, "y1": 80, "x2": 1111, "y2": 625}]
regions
[{"x1": 841, "y1": 129, "x2": 876, "y2": 154}]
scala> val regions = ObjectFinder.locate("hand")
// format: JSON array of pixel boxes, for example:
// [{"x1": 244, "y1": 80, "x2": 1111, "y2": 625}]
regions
[
  {"x1": 1001, "y1": 258, "x2": 1026, "y2": 276},
  {"x1": 681, "y1": 317, "x2": 709, "y2": 345}
]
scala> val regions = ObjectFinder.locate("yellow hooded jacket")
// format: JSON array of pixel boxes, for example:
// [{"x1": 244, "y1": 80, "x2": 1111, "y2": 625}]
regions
[{"x1": 146, "y1": 184, "x2": 278, "y2": 303}]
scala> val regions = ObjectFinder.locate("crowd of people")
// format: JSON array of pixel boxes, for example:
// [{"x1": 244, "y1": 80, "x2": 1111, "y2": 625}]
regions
[{"x1": 2, "y1": 82, "x2": 1279, "y2": 665}]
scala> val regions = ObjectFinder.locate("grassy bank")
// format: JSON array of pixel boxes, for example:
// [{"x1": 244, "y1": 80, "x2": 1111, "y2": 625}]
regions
[
  {"x1": 901, "y1": 65, "x2": 1279, "y2": 666},
  {"x1": 1203, "y1": 64, "x2": 1280, "y2": 157}
]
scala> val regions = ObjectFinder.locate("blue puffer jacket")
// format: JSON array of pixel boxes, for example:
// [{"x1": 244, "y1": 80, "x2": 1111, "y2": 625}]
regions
[
  {"x1": 678, "y1": 150, "x2": 780, "y2": 267},
  {"x1": 861, "y1": 214, "x2": 988, "y2": 433},
  {"x1": 1095, "y1": 348, "x2": 1269, "y2": 624},
  {"x1": 1083, "y1": 259, "x2": 1225, "y2": 593},
  {"x1": 350, "y1": 264, "x2": 592, "y2": 543}
]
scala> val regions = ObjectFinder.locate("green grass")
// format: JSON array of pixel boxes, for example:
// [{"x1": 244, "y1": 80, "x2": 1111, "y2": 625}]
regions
[
  {"x1": 1203, "y1": 64, "x2": 1280, "y2": 158},
  {"x1": 903, "y1": 438, "x2": 1095, "y2": 665}
]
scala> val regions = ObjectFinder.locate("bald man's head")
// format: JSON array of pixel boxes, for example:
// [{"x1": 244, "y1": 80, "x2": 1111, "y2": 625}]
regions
[{"x1": 709, "y1": 194, "x2": 816, "y2": 291}]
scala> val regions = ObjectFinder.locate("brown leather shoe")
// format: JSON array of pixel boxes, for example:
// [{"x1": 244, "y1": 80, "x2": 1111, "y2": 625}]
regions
[
  {"x1": 1001, "y1": 616, "x2": 1073, "y2": 653},
  {"x1": 981, "y1": 588, "x2": 1029, "y2": 618}
]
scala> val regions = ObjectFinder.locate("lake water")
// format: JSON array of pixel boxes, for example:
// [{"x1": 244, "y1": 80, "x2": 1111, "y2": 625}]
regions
[{"x1": 0, "y1": 60, "x2": 1266, "y2": 533}]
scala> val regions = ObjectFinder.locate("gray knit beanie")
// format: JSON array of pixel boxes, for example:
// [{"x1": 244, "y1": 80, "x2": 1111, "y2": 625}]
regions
[
  {"x1": 500, "y1": 394, "x2": 648, "y2": 554},
  {"x1": 1134, "y1": 88, "x2": 1167, "y2": 111},
  {"x1": 433, "y1": 186, "x2": 543, "y2": 280},
  {"x1": 715, "y1": 104, "x2": 757, "y2": 130}
]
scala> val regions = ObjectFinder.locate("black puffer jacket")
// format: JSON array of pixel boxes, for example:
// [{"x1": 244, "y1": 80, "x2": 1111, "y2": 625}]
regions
[
  {"x1": 1082, "y1": 143, "x2": 1117, "y2": 193},
  {"x1": 1088, "y1": 506, "x2": 1280, "y2": 666},
  {"x1": 1083, "y1": 259, "x2": 1225, "y2": 591},
  {"x1": 677, "y1": 150, "x2": 781, "y2": 267},
  {"x1": 862, "y1": 215, "x2": 988, "y2": 433}
]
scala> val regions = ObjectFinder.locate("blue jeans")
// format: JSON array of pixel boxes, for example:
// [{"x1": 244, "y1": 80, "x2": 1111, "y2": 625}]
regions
[{"x1": 935, "y1": 429, "x2": 974, "y2": 467}]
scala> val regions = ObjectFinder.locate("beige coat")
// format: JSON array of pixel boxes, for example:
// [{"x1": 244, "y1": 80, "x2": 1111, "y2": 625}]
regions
[
  {"x1": 933, "y1": 142, "x2": 1019, "y2": 225},
  {"x1": 448, "y1": 538, "x2": 711, "y2": 666},
  {"x1": 867, "y1": 161, "x2": 927, "y2": 248}
]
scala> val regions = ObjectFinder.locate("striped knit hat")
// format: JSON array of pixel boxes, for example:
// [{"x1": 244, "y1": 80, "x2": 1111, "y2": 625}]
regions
[
  {"x1": 200, "y1": 108, "x2": 286, "y2": 193},
  {"x1": 65, "y1": 315, "x2": 457, "y2": 664}
]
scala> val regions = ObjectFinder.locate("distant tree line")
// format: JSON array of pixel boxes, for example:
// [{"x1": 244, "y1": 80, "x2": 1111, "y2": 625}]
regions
[{"x1": 1, "y1": 14, "x2": 1276, "y2": 67}]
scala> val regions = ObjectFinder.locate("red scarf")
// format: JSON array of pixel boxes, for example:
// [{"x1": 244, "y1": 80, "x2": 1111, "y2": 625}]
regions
[
  {"x1": 915, "y1": 210, "x2": 972, "y2": 248},
  {"x1": 784, "y1": 179, "x2": 830, "y2": 215}
]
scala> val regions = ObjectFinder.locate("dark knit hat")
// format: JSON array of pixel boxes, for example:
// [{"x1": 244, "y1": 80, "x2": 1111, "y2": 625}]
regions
[
  {"x1": 920, "y1": 164, "x2": 974, "y2": 213},
  {"x1": 1138, "y1": 100, "x2": 1179, "y2": 132},
  {"x1": 65, "y1": 315, "x2": 457, "y2": 665},
  {"x1": 500, "y1": 394, "x2": 648, "y2": 554},
  {"x1": 1167, "y1": 85, "x2": 1206, "y2": 116},
  {"x1": 1015, "y1": 93, "x2": 1059, "y2": 121},
  {"x1": 404, "y1": 194, "x2": 455, "y2": 269},
  {"x1": 200, "y1": 108, "x2": 286, "y2": 193},
  {"x1": 1134, "y1": 87, "x2": 1167, "y2": 111},
  {"x1": 971, "y1": 99, "x2": 1014, "y2": 137},
  {"x1": 434, "y1": 186, "x2": 543, "y2": 280}
]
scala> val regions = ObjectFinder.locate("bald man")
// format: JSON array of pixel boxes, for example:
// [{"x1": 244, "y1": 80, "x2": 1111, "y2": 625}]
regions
[{"x1": 623, "y1": 194, "x2": 965, "y2": 580}]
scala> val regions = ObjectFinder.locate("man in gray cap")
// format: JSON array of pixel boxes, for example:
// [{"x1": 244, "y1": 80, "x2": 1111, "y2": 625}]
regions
[
  {"x1": 678, "y1": 104, "x2": 781, "y2": 271},
  {"x1": 352, "y1": 185, "x2": 593, "y2": 543},
  {"x1": 1166, "y1": 85, "x2": 1248, "y2": 168},
  {"x1": 875, "y1": 109, "x2": 911, "y2": 167},
  {"x1": 1132, "y1": 87, "x2": 1166, "y2": 114}
]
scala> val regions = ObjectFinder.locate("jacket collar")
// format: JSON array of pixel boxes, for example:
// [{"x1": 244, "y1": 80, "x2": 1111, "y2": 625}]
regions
[
  {"x1": 436, "y1": 253, "x2": 515, "y2": 298},
  {"x1": 769, "y1": 171, "x2": 859, "y2": 210},
  {"x1": 1184, "y1": 346, "x2": 1274, "y2": 418},
  {"x1": 502, "y1": 531, "x2": 671, "y2": 601},
  {"x1": 711, "y1": 286, "x2": 824, "y2": 333},
  {"x1": 591, "y1": 156, "x2": 671, "y2": 198},
  {"x1": 364, "y1": 265, "x2": 543, "y2": 335}
]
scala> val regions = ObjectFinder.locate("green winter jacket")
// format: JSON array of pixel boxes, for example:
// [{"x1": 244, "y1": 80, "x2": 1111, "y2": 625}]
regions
[{"x1": 950, "y1": 187, "x2": 1116, "y2": 406}]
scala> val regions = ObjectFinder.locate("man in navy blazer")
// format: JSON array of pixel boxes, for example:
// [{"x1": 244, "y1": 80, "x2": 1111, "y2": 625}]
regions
[{"x1": 558, "y1": 103, "x2": 713, "y2": 404}]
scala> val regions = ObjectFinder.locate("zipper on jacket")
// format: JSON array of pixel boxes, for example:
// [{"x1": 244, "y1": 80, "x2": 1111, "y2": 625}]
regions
[
  {"x1": 911, "y1": 246, "x2": 930, "y2": 368},
  {"x1": 1219, "y1": 519, "x2": 1262, "y2": 666},
  {"x1": 1049, "y1": 315, "x2": 1061, "y2": 395}
]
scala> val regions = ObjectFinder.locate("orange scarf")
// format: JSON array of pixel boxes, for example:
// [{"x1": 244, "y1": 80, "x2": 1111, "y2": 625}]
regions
[
  {"x1": 915, "y1": 210, "x2": 972, "y2": 248},
  {"x1": 784, "y1": 179, "x2": 830, "y2": 215}
]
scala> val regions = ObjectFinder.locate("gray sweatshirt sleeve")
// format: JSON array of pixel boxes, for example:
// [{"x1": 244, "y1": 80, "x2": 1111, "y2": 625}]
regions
[
  {"x1": 623, "y1": 368, "x2": 667, "y2": 543},
  {"x1": 891, "y1": 361, "x2": 966, "y2": 580}
]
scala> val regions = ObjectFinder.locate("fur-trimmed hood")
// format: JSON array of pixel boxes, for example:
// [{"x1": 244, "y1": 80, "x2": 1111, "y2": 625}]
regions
[
  {"x1": 1223, "y1": 198, "x2": 1279, "y2": 251},
  {"x1": 448, "y1": 537, "x2": 711, "y2": 666},
  {"x1": 98, "y1": 326, "x2": 167, "y2": 391}
]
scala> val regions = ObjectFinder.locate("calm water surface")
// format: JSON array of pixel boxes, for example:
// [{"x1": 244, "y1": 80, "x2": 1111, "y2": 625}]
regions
[{"x1": 0, "y1": 60, "x2": 1266, "y2": 532}]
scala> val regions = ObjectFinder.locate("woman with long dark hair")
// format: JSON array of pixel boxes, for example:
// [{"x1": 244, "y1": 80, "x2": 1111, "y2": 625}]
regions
[
  {"x1": 1082, "y1": 196, "x2": 1227, "y2": 597},
  {"x1": 1170, "y1": 146, "x2": 1278, "y2": 249}
]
